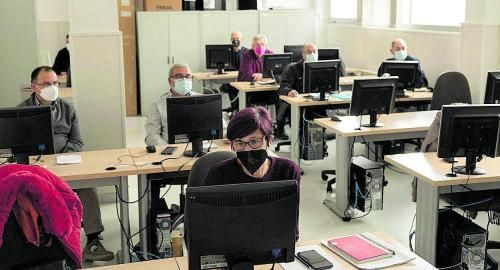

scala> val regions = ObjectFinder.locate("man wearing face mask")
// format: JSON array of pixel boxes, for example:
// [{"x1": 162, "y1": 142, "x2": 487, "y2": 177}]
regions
[
  {"x1": 145, "y1": 63, "x2": 200, "y2": 146},
  {"x1": 377, "y1": 38, "x2": 428, "y2": 88},
  {"x1": 18, "y1": 66, "x2": 115, "y2": 261},
  {"x1": 53, "y1": 34, "x2": 70, "y2": 75}
]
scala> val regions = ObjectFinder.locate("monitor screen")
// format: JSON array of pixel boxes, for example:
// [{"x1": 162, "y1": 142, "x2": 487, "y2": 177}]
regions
[
  {"x1": 303, "y1": 60, "x2": 340, "y2": 101},
  {"x1": 484, "y1": 71, "x2": 500, "y2": 104},
  {"x1": 318, "y1": 48, "x2": 340, "y2": 61},
  {"x1": 185, "y1": 180, "x2": 298, "y2": 270},
  {"x1": 380, "y1": 61, "x2": 419, "y2": 90},
  {"x1": 284, "y1": 45, "x2": 303, "y2": 62},
  {"x1": 0, "y1": 106, "x2": 55, "y2": 164},
  {"x1": 205, "y1": 45, "x2": 235, "y2": 74},
  {"x1": 262, "y1": 53, "x2": 293, "y2": 81},
  {"x1": 166, "y1": 94, "x2": 222, "y2": 157}
]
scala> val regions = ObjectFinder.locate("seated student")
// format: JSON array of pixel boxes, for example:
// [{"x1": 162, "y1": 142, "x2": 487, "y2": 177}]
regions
[
  {"x1": 18, "y1": 66, "x2": 114, "y2": 261},
  {"x1": 219, "y1": 31, "x2": 249, "y2": 113},
  {"x1": 204, "y1": 106, "x2": 301, "y2": 238},
  {"x1": 53, "y1": 34, "x2": 70, "y2": 75},
  {"x1": 377, "y1": 38, "x2": 429, "y2": 88},
  {"x1": 238, "y1": 34, "x2": 273, "y2": 82},
  {"x1": 145, "y1": 63, "x2": 200, "y2": 146}
]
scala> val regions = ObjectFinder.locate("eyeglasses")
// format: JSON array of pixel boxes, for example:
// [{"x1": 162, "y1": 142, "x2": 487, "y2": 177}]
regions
[
  {"x1": 33, "y1": 82, "x2": 59, "y2": 88},
  {"x1": 170, "y1": 74, "x2": 192, "y2": 80},
  {"x1": 232, "y1": 136, "x2": 265, "y2": 151}
]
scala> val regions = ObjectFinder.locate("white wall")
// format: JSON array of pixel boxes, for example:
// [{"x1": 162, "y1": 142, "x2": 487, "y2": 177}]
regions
[
  {"x1": 0, "y1": 0, "x2": 39, "y2": 107},
  {"x1": 36, "y1": 0, "x2": 70, "y2": 66}
]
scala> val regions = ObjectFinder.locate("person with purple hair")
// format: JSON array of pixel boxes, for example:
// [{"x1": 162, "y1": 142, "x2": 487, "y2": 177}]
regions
[{"x1": 204, "y1": 106, "x2": 301, "y2": 238}]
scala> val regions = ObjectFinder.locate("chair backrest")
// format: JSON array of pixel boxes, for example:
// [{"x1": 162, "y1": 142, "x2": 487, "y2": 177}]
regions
[
  {"x1": 187, "y1": 151, "x2": 236, "y2": 187},
  {"x1": 430, "y1": 71, "x2": 472, "y2": 110}
]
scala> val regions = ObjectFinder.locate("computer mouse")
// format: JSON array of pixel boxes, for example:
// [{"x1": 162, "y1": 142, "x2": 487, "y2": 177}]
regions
[
  {"x1": 330, "y1": 116, "x2": 341, "y2": 122},
  {"x1": 146, "y1": 145, "x2": 156, "y2": 153}
]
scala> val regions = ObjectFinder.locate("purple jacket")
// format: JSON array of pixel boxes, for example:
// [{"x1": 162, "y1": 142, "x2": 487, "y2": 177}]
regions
[{"x1": 237, "y1": 48, "x2": 274, "y2": 81}]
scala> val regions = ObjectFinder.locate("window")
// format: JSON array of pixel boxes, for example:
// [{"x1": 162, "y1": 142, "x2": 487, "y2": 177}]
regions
[
  {"x1": 397, "y1": 0, "x2": 466, "y2": 27},
  {"x1": 362, "y1": 0, "x2": 390, "y2": 27},
  {"x1": 330, "y1": 0, "x2": 358, "y2": 22}
]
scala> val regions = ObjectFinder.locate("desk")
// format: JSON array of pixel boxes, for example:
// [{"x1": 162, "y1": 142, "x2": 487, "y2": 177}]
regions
[
  {"x1": 345, "y1": 67, "x2": 377, "y2": 76},
  {"x1": 281, "y1": 91, "x2": 434, "y2": 168},
  {"x1": 384, "y1": 152, "x2": 500, "y2": 265},
  {"x1": 92, "y1": 231, "x2": 435, "y2": 269},
  {"x1": 33, "y1": 149, "x2": 134, "y2": 263},
  {"x1": 192, "y1": 71, "x2": 238, "y2": 93},
  {"x1": 229, "y1": 81, "x2": 279, "y2": 109},
  {"x1": 313, "y1": 111, "x2": 437, "y2": 219}
]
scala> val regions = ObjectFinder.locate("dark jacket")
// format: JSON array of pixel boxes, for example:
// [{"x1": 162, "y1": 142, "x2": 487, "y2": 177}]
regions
[
  {"x1": 279, "y1": 60, "x2": 304, "y2": 96},
  {"x1": 53, "y1": 47, "x2": 70, "y2": 75},
  {"x1": 234, "y1": 46, "x2": 248, "y2": 70},
  {"x1": 377, "y1": 54, "x2": 429, "y2": 88},
  {"x1": 18, "y1": 94, "x2": 84, "y2": 154},
  {"x1": 238, "y1": 48, "x2": 274, "y2": 82}
]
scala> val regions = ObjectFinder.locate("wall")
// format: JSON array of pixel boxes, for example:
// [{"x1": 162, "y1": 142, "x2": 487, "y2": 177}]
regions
[
  {"x1": 326, "y1": 24, "x2": 461, "y2": 86},
  {"x1": 0, "y1": 0, "x2": 39, "y2": 107},
  {"x1": 36, "y1": 0, "x2": 70, "y2": 66}
]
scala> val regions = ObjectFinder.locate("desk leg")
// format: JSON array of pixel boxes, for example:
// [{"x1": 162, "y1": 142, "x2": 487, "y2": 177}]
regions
[
  {"x1": 290, "y1": 104, "x2": 300, "y2": 168},
  {"x1": 138, "y1": 174, "x2": 150, "y2": 259},
  {"x1": 238, "y1": 91, "x2": 246, "y2": 109},
  {"x1": 415, "y1": 179, "x2": 439, "y2": 265},
  {"x1": 119, "y1": 176, "x2": 131, "y2": 263},
  {"x1": 324, "y1": 135, "x2": 353, "y2": 218}
]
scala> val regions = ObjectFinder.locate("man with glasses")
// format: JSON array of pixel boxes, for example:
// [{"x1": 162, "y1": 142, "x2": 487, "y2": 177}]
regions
[
  {"x1": 145, "y1": 63, "x2": 200, "y2": 146},
  {"x1": 18, "y1": 66, "x2": 114, "y2": 261}
]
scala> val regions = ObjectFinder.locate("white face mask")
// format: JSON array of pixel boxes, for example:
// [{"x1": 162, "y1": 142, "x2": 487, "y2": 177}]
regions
[
  {"x1": 305, "y1": 52, "x2": 318, "y2": 63},
  {"x1": 40, "y1": 85, "x2": 59, "y2": 101},
  {"x1": 173, "y1": 78, "x2": 192, "y2": 95},
  {"x1": 394, "y1": 50, "x2": 407, "y2": 61}
]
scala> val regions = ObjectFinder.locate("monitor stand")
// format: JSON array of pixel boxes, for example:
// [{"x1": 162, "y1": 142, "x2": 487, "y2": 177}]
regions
[
  {"x1": 184, "y1": 138, "x2": 206, "y2": 158},
  {"x1": 312, "y1": 88, "x2": 326, "y2": 101},
  {"x1": 215, "y1": 63, "x2": 226, "y2": 75},
  {"x1": 15, "y1": 153, "x2": 30, "y2": 165},
  {"x1": 231, "y1": 261, "x2": 254, "y2": 270},
  {"x1": 361, "y1": 110, "x2": 384, "y2": 128},
  {"x1": 452, "y1": 152, "x2": 486, "y2": 175}
]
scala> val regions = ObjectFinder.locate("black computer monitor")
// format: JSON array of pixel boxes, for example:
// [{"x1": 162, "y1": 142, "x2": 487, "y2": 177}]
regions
[
  {"x1": 350, "y1": 77, "x2": 398, "y2": 128},
  {"x1": 185, "y1": 180, "x2": 298, "y2": 270},
  {"x1": 437, "y1": 104, "x2": 500, "y2": 175},
  {"x1": 318, "y1": 48, "x2": 340, "y2": 61},
  {"x1": 262, "y1": 53, "x2": 293, "y2": 83},
  {"x1": 484, "y1": 71, "x2": 500, "y2": 104},
  {"x1": 380, "y1": 60, "x2": 419, "y2": 96},
  {"x1": 0, "y1": 106, "x2": 55, "y2": 164},
  {"x1": 303, "y1": 60, "x2": 340, "y2": 101},
  {"x1": 284, "y1": 45, "x2": 303, "y2": 62},
  {"x1": 166, "y1": 94, "x2": 223, "y2": 157},
  {"x1": 205, "y1": 45, "x2": 235, "y2": 74}
]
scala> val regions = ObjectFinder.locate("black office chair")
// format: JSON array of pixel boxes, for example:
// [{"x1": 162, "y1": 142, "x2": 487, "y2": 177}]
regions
[{"x1": 431, "y1": 71, "x2": 472, "y2": 110}]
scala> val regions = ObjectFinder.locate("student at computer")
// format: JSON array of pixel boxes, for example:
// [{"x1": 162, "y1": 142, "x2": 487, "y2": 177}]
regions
[
  {"x1": 204, "y1": 106, "x2": 301, "y2": 238},
  {"x1": 145, "y1": 63, "x2": 200, "y2": 146},
  {"x1": 238, "y1": 34, "x2": 273, "y2": 82},
  {"x1": 18, "y1": 66, "x2": 114, "y2": 261},
  {"x1": 377, "y1": 38, "x2": 429, "y2": 88},
  {"x1": 220, "y1": 31, "x2": 249, "y2": 113},
  {"x1": 52, "y1": 34, "x2": 70, "y2": 75}
]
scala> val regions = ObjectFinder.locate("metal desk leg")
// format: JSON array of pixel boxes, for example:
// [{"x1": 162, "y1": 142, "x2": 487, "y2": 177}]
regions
[
  {"x1": 238, "y1": 91, "x2": 247, "y2": 109},
  {"x1": 290, "y1": 104, "x2": 300, "y2": 167},
  {"x1": 119, "y1": 176, "x2": 131, "y2": 263},
  {"x1": 415, "y1": 179, "x2": 439, "y2": 265},
  {"x1": 138, "y1": 174, "x2": 150, "y2": 259},
  {"x1": 324, "y1": 135, "x2": 353, "y2": 218}
]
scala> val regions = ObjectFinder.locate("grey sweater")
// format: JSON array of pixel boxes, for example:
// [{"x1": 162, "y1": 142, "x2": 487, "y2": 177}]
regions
[{"x1": 18, "y1": 93, "x2": 84, "y2": 154}]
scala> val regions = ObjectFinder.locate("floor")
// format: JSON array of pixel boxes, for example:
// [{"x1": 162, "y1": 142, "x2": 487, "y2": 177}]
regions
[{"x1": 83, "y1": 114, "x2": 500, "y2": 268}]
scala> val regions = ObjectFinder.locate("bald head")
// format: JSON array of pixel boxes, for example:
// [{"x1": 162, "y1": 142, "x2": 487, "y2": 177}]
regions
[
  {"x1": 231, "y1": 31, "x2": 243, "y2": 51},
  {"x1": 302, "y1": 43, "x2": 318, "y2": 61},
  {"x1": 390, "y1": 38, "x2": 409, "y2": 60}
]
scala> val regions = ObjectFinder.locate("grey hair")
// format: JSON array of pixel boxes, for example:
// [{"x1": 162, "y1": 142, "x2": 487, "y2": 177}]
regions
[
  {"x1": 252, "y1": 33, "x2": 268, "y2": 45},
  {"x1": 169, "y1": 63, "x2": 191, "y2": 77}
]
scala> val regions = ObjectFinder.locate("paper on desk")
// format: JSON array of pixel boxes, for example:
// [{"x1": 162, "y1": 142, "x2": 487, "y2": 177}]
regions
[
  {"x1": 280, "y1": 245, "x2": 346, "y2": 270},
  {"x1": 257, "y1": 80, "x2": 276, "y2": 85},
  {"x1": 56, "y1": 155, "x2": 82, "y2": 165}
]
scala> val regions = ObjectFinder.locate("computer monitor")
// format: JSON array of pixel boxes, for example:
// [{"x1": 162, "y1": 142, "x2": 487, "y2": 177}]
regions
[
  {"x1": 205, "y1": 45, "x2": 235, "y2": 74},
  {"x1": 437, "y1": 104, "x2": 500, "y2": 175},
  {"x1": 303, "y1": 60, "x2": 341, "y2": 101},
  {"x1": 185, "y1": 180, "x2": 298, "y2": 270},
  {"x1": 379, "y1": 60, "x2": 419, "y2": 96},
  {"x1": 484, "y1": 71, "x2": 500, "y2": 104},
  {"x1": 318, "y1": 48, "x2": 340, "y2": 61},
  {"x1": 166, "y1": 94, "x2": 223, "y2": 157},
  {"x1": 0, "y1": 106, "x2": 55, "y2": 164},
  {"x1": 350, "y1": 77, "x2": 398, "y2": 128},
  {"x1": 284, "y1": 45, "x2": 303, "y2": 62},
  {"x1": 262, "y1": 53, "x2": 293, "y2": 83}
]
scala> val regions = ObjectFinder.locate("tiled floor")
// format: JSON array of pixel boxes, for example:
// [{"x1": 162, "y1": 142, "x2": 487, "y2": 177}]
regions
[{"x1": 83, "y1": 115, "x2": 500, "y2": 268}]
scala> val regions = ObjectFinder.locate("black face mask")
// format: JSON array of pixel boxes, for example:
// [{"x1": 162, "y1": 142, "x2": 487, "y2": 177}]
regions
[
  {"x1": 232, "y1": 40, "x2": 240, "y2": 48},
  {"x1": 237, "y1": 149, "x2": 268, "y2": 174}
]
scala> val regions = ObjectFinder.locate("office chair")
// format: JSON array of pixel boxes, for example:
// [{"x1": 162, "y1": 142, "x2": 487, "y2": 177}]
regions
[{"x1": 431, "y1": 71, "x2": 472, "y2": 110}]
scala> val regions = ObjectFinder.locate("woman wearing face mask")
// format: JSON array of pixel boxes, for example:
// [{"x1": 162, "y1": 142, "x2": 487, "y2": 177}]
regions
[
  {"x1": 237, "y1": 34, "x2": 274, "y2": 82},
  {"x1": 204, "y1": 106, "x2": 301, "y2": 238},
  {"x1": 145, "y1": 63, "x2": 200, "y2": 146}
]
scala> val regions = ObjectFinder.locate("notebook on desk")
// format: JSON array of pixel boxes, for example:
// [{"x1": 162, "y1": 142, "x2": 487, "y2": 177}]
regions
[
  {"x1": 257, "y1": 80, "x2": 276, "y2": 85},
  {"x1": 326, "y1": 234, "x2": 393, "y2": 263}
]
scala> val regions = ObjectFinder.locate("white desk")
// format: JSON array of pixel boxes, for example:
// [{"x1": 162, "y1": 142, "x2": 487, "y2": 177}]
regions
[{"x1": 192, "y1": 71, "x2": 238, "y2": 93}]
